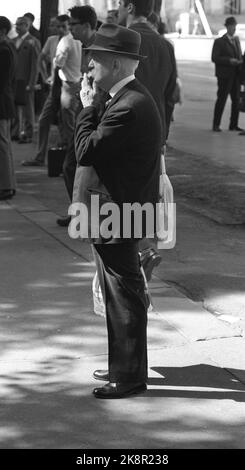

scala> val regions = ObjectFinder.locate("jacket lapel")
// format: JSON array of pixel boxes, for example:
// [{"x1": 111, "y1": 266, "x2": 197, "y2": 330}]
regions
[
  {"x1": 18, "y1": 33, "x2": 31, "y2": 51},
  {"x1": 235, "y1": 36, "x2": 242, "y2": 59},
  {"x1": 224, "y1": 34, "x2": 241, "y2": 58},
  {"x1": 102, "y1": 79, "x2": 137, "y2": 118}
]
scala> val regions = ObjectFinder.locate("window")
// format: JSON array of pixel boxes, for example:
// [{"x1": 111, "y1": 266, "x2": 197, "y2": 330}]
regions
[{"x1": 224, "y1": 0, "x2": 241, "y2": 14}]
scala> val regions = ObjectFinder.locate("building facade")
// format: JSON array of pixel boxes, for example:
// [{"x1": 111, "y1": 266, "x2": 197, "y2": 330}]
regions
[
  {"x1": 162, "y1": 0, "x2": 245, "y2": 33},
  {"x1": 59, "y1": 0, "x2": 118, "y2": 19},
  {"x1": 163, "y1": 0, "x2": 245, "y2": 15}
]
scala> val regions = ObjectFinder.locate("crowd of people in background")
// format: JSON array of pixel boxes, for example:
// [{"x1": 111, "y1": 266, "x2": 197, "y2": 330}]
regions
[
  {"x1": 0, "y1": 1, "x2": 181, "y2": 281},
  {"x1": 0, "y1": 0, "x2": 180, "y2": 400}
]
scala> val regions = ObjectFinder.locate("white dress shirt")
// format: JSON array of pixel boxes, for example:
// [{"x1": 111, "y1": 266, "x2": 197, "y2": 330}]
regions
[
  {"x1": 42, "y1": 35, "x2": 60, "y2": 66},
  {"x1": 54, "y1": 32, "x2": 82, "y2": 83}
]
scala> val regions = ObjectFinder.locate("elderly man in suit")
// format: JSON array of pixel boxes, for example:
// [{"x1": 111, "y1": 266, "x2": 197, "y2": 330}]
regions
[
  {"x1": 212, "y1": 16, "x2": 243, "y2": 132},
  {"x1": 0, "y1": 16, "x2": 16, "y2": 200},
  {"x1": 11, "y1": 16, "x2": 40, "y2": 143},
  {"x1": 73, "y1": 23, "x2": 162, "y2": 398}
]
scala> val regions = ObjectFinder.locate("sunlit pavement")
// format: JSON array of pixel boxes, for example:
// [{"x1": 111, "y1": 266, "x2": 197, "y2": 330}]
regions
[
  {"x1": 170, "y1": 61, "x2": 245, "y2": 172},
  {"x1": 0, "y1": 135, "x2": 245, "y2": 449}
]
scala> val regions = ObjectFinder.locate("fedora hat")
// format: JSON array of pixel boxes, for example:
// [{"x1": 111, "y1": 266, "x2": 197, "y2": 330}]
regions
[{"x1": 85, "y1": 23, "x2": 146, "y2": 60}]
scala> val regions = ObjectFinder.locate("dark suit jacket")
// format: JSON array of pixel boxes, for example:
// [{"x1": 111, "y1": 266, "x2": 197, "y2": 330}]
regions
[
  {"x1": 212, "y1": 33, "x2": 242, "y2": 79},
  {"x1": 130, "y1": 22, "x2": 176, "y2": 143},
  {"x1": 11, "y1": 33, "x2": 40, "y2": 87},
  {"x1": 74, "y1": 79, "x2": 162, "y2": 242},
  {"x1": 29, "y1": 25, "x2": 41, "y2": 42},
  {"x1": 0, "y1": 40, "x2": 15, "y2": 119}
]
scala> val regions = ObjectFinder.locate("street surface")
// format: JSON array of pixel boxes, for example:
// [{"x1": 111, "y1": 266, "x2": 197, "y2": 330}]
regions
[
  {"x1": 171, "y1": 61, "x2": 245, "y2": 171},
  {"x1": 1, "y1": 148, "x2": 245, "y2": 449},
  {"x1": 154, "y1": 61, "x2": 245, "y2": 325}
]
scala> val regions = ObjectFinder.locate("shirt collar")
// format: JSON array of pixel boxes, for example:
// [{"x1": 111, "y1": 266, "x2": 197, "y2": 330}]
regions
[
  {"x1": 109, "y1": 75, "x2": 135, "y2": 99},
  {"x1": 19, "y1": 31, "x2": 29, "y2": 41}
]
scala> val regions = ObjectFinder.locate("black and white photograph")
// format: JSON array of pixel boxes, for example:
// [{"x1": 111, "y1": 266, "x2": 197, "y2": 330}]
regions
[{"x1": 0, "y1": 0, "x2": 245, "y2": 457}]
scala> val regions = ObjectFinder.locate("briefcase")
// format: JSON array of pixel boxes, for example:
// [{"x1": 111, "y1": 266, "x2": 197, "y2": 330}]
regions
[{"x1": 47, "y1": 147, "x2": 66, "y2": 177}]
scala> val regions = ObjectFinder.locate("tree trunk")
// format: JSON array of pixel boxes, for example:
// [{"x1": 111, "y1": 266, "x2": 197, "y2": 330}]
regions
[{"x1": 40, "y1": 0, "x2": 59, "y2": 46}]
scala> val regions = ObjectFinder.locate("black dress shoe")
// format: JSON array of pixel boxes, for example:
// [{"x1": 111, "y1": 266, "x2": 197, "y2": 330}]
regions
[
  {"x1": 93, "y1": 382, "x2": 147, "y2": 399},
  {"x1": 140, "y1": 248, "x2": 162, "y2": 281},
  {"x1": 212, "y1": 126, "x2": 222, "y2": 132},
  {"x1": 93, "y1": 369, "x2": 109, "y2": 381},
  {"x1": 229, "y1": 126, "x2": 244, "y2": 131},
  {"x1": 0, "y1": 190, "x2": 15, "y2": 201},
  {"x1": 239, "y1": 130, "x2": 245, "y2": 135},
  {"x1": 56, "y1": 215, "x2": 71, "y2": 227}
]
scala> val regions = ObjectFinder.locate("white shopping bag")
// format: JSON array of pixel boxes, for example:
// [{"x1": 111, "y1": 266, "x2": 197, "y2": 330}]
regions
[{"x1": 157, "y1": 153, "x2": 176, "y2": 249}]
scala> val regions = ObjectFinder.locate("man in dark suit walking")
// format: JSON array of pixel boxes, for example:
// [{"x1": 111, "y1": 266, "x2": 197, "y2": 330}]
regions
[
  {"x1": 118, "y1": 0, "x2": 177, "y2": 281},
  {"x1": 212, "y1": 16, "x2": 243, "y2": 132},
  {"x1": 118, "y1": 0, "x2": 176, "y2": 143},
  {"x1": 73, "y1": 23, "x2": 162, "y2": 398},
  {"x1": 0, "y1": 16, "x2": 16, "y2": 200},
  {"x1": 11, "y1": 16, "x2": 40, "y2": 143}
]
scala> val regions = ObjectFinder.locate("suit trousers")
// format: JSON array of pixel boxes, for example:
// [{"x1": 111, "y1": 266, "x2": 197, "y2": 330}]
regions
[
  {"x1": 213, "y1": 74, "x2": 240, "y2": 128},
  {"x1": 62, "y1": 99, "x2": 82, "y2": 201},
  {"x1": 93, "y1": 242, "x2": 148, "y2": 384},
  {"x1": 35, "y1": 89, "x2": 63, "y2": 164},
  {"x1": 12, "y1": 90, "x2": 35, "y2": 139},
  {"x1": 24, "y1": 90, "x2": 35, "y2": 138},
  {"x1": 62, "y1": 138, "x2": 77, "y2": 201},
  {"x1": 60, "y1": 81, "x2": 80, "y2": 201},
  {"x1": 0, "y1": 119, "x2": 16, "y2": 191},
  {"x1": 60, "y1": 81, "x2": 80, "y2": 146}
]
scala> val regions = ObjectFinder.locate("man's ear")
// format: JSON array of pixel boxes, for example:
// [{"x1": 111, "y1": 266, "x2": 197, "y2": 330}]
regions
[
  {"x1": 127, "y1": 2, "x2": 135, "y2": 15},
  {"x1": 112, "y1": 57, "x2": 121, "y2": 75}
]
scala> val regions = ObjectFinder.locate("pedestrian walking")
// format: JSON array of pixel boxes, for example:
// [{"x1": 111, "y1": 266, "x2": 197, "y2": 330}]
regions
[
  {"x1": 118, "y1": 0, "x2": 177, "y2": 280},
  {"x1": 11, "y1": 16, "x2": 40, "y2": 143},
  {"x1": 212, "y1": 16, "x2": 243, "y2": 132},
  {"x1": 56, "y1": 5, "x2": 98, "y2": 227},
  {"x1": 73, "y1": 23, "x2": 162, "y2": 398},
  {"x1": 21, "y1": 15, "x2": 70, "y2": 167},
  {"x1": 0, "y1": 16, "x2": 16, "y2": 200},
  {"x1": 53, "y1": 17, "x2": 82, "y2": 151}
]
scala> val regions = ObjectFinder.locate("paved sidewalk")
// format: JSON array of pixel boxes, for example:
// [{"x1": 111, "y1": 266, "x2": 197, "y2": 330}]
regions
[{"x1": 0, "y1": 139, "x2": 245, "y2": 449}]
